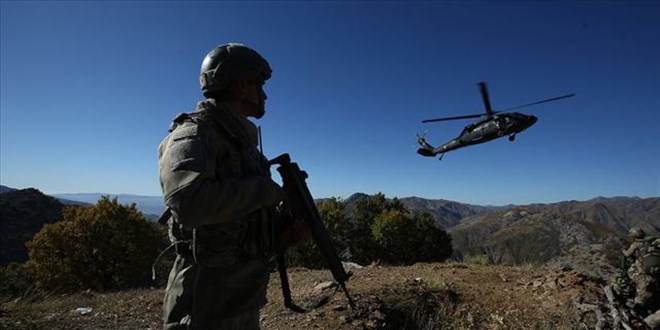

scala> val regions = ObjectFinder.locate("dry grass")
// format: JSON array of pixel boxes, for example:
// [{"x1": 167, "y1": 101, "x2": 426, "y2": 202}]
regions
[{"x1": 1, "y1": 262, "x2": 603, "y2": 329}]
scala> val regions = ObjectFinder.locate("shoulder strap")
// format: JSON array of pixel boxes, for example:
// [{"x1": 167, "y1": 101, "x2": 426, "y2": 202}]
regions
[
  {"x1": 198, "y1": 106, "x2": 252, "y2": 149},
  {"x1": 168, "y1": 112, "x2": 192, "y2": 132}
]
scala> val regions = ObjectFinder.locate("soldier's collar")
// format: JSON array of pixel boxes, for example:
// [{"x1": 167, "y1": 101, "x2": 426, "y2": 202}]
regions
[{"x1": 200, "y1": 99, "x2": 259, "y2": 147}]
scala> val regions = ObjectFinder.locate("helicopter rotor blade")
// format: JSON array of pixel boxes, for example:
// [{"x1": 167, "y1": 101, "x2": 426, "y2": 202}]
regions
[
  {"x1": 496, "y1": 93, "x2": 576, "y2": 112},
  {"x1": 422, "y1": 113, "x2": 484, "y2": 123},
  {"x1": 478, "y1": 82, "x2": 494, "y2": 116}
]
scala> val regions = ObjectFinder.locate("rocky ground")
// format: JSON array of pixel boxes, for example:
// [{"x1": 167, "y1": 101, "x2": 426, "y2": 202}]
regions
[{"x1": 0, "y1": 262, "x2": 615, "y2": 329}]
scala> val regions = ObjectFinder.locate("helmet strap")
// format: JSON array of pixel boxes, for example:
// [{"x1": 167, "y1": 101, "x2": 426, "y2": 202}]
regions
[{"x1": 240, "y1": 96, "x2": 264, "y2": 119}]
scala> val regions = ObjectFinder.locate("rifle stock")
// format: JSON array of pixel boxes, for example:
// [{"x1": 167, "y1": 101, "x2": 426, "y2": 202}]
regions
[{"x1": 269, "y1": 153, "x2": 355, "y2": 310}]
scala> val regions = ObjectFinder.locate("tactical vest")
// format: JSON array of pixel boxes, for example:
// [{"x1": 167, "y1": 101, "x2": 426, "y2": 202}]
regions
[{"x1": 166, "y1": 102, "x2": 276, "y2": 267}]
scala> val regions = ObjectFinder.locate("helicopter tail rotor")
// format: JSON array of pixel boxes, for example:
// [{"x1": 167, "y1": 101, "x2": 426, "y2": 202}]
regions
[{"x1": 416, "y1": 134, "x2": 438, "y2": 157}]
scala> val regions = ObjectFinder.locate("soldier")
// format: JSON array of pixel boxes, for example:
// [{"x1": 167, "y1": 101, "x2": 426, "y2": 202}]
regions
[
  {"x1": 642, "y1": 238, "x2": 660, "y2": 329},
  {"x1": 623, "y1": 228, "x2": 659, "y2": 321},
  {"x1": 158, "y1": 43, "x2": 308, "y2": 329}
]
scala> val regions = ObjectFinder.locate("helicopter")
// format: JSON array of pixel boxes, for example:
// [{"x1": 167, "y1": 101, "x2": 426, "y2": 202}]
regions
[{"x1": 417, "y1": 82, "x2": 575, "y2": 160}]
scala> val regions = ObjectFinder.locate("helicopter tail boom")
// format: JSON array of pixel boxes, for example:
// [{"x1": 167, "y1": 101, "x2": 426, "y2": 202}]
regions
[
  {"x1": 416, "y1": 135, "x2": 437, "y2": 157},
  {"x1": 416, "y1": 135, "x2": 448, "y2": 159}
]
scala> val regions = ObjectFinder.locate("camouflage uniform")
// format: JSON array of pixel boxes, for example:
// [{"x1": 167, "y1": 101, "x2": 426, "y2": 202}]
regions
[
  {"x1": 158, "y1": 98, "x2": 281, "y2": 329},
  {"x1": 642, "y1": 238, "x2": 660, "y2": 329},
  {"x1": 623, "y1": 230, "x2": 660, "y2": 320},
  {"x1": 645, "y1": 309, "x2": 660, "y2": 329}
]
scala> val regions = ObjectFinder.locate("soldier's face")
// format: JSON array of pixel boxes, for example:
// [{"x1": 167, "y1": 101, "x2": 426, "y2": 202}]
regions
[{"x1": 246, "y1": 80, "x2": 267, "y2": 119}]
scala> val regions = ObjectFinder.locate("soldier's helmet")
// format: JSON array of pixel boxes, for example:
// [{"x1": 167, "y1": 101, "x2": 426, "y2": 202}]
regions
[
  {"x1": 629, "y1": 227, "x2": 646, "y2": 239},
  {"x1": 199, "y1": 43, "x2": 272, "y2": 98}
]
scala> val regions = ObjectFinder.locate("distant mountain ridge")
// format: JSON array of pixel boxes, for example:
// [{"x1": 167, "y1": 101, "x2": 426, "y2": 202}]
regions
[
  {"x1": 51, "y1": 193, "x2": 165, "y2": 217},
  {"x1": 0, "y1": 187, "x2": 165, "y2": 267},
  {"x1": 0, "y1": 185, "x2": 17, "y2": 194},
  {"x1": 446, "y1": 197, "x2": 660, "y2": 279},
  {"x1": 335, "y1": 192, "x2": 660, "y2": 279},
  {"x1": 340, "y1": 192, "x2": 498, "y2": 228},
  {"x1": 2, "y1": 184, "x2": 658, "y2": 280}
]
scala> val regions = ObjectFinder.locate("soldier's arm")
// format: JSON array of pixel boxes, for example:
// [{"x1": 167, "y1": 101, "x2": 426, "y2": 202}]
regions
[
  {"x1": 622, "y1": 241, "x2": 642, "y2": 258},
  {"x1": 159, "y1": 122, "x2": 282, "y2": 228}
]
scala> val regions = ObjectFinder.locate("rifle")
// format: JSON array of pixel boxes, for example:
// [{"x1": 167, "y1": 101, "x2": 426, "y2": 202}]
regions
[{"x1": 269, "y1": 153, "x2": 355, "y2": 312}]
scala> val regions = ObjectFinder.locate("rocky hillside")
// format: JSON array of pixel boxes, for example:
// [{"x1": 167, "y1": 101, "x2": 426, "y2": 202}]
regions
[
  {"x1": 448, "y1": 197, "x2": 660, "y2": 279},
  {"x1": 0, "y1": 189, "x2": 65, "y2": 266},
  {"x1": 340, "y1": 193, "x2": 659, "y2": 279}
]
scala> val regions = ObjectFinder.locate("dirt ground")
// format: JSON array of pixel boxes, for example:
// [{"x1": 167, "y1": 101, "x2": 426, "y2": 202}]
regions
[{"x1": 0, "y1": 262, "x2": 606, "y2": 330}]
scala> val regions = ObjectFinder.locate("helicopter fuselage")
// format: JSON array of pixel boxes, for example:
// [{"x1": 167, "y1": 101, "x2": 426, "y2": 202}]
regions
[
  {"x1": 425, "y1": 112, "x2": 537, "y2": 156},
  {"x1": 417, "y1": 81, "x2": 573, "y2": 159}
]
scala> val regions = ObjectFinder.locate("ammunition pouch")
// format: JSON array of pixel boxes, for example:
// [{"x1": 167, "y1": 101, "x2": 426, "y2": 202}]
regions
[
  {"x1": 169, "y1": 220, "x2": 194, "y2": 257},
  {"x1": 184, "y1": 208, "x2": 275, "y2": 268}
]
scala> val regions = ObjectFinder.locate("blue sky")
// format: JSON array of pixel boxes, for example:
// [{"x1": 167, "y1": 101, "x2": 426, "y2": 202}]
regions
[{"x1": 1, "y1": 1, "x2": 659, "y2": 205}]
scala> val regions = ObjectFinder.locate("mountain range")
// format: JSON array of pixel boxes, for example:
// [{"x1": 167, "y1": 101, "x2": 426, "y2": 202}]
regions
[
  {"x1": 51, "y1": 192, "x2": 165, "y2": 217},
  {"x1": 0, "y1": 185, "x2": 165, "y2": 218},
  {"x1": 1, "y1": 184, "x2": 658, "y2": 279},
  {"x1": 322, "y1": 193, "x2": 660, "y2": 279}
]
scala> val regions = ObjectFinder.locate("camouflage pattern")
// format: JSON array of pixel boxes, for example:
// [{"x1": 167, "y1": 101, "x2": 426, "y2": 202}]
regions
[
  {"x1": 644, "y1": 309, "x2": 660, "y2": 329},
  {"x1": 158, "y1": 98, "x2": 282, "y2": 329},
  {"x1": 642, "y1": 238, "x2": 660, "y2": 275},
  {"x1": 629, "y1": 227, "x2": 647, "y2": 240},
  {"x1": 621, "y1": 234, "x2": 660, "y2": 325},
  {"x1": 641, "y1": 238, "x2": 660, "y2": 329},
  {"x1": 611, "y1": 269, "x2": 635, "y2": 300}
]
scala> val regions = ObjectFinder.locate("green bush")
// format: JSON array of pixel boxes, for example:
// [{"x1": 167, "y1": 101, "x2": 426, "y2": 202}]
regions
[
  {"x1": 285, "y1": 198, "x2": 348, "y2": 269},
  {"x1": 410, "y1": 212, "x2": 453, "y2": 263},
  {"x1": 465, "y1": 254, "x2": 491, "y2": 266},
  {"x1": 286, "y1": 193, "x2": 452, "y2": 268},
  {"x1": 25, "y1": 197, "x2": 162, "y2": 292},
  {"x1": 318, "y1": 197, "x2": 352, "y2": 255},
  {"x1": 372, "y1": 210, "x2": 453, "y2": 265},
  {"x1": 0, "y1": 262, "x2": 35, "y2": 303},
  {"x1": 350, "y1": 194, "x2": 407, "y2": 265},
  {"x1": 371, "y1": 210, "x2": 415, "y2": 264}
]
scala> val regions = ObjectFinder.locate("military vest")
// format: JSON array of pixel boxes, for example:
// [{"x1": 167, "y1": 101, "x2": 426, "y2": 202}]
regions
[{"x1": 166, "y1": 100, "x2": 275, "y2": 267}]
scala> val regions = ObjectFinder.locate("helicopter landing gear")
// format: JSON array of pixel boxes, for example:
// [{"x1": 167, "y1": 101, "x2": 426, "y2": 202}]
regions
[{"x1": 508, "y1": 134, "x2": 516, "y2": 142}]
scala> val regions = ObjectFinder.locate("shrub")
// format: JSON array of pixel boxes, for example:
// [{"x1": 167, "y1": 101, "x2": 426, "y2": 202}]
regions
[
  {"x1": 372, "y1": 210, "x2": 453, "y2": 265},
  {"x1": 285, "y1": 198, "x2": 348, "y2": 269},
  {"x1": 410, "y1": 212, "x2": 453, "y2": 263},
  {"x1": 26, "y1": 197, "x2": 162, "y2": 292},
  {"x1": 465, "y1": 254, "x2": 491, "y2": 266},
  {"x1": 371, "y1": 209, "x2": 416, "y2": 264},
  {"x1": 350, "y1": 194, "x2": 407, "y2": 265},
  {"x1": 0, "y1": 262, "x2": 35, "y2": 303},
  {"x1": 284, "y1": 194, "x2": 453, "y2": 268}
]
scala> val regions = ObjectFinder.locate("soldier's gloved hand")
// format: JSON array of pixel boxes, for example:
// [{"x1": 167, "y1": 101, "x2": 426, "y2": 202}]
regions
[{"x1": 276, "y1": 217, "x2": 311, "y2": 253}]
